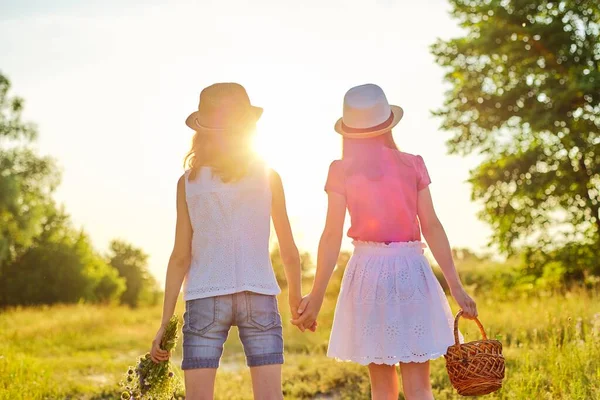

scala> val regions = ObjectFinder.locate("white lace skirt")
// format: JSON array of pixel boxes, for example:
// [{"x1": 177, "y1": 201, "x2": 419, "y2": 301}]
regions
[{"x1": 327, "y1": 241, "x2": 458, "y2": 365}]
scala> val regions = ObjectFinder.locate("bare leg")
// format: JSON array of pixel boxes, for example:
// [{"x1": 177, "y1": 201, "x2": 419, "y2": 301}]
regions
[
  {"x1": 184, "y1": 368, "x2": 218, "y2": 400},
  {"x1": 399, "y1": 362, "x2": 434, "y2": 400},
  {"x1": 249, "y1": 364, "x2": 283, "y2": 400},
  {"x1": 368, "y1": 363, "x2": 399, "y2": 400}
]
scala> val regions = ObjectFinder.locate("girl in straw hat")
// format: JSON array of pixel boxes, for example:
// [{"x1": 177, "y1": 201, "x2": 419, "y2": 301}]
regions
[
  {"x1": 293, "y1": 84, "x2": 478, "y2": 400},
  {"x1": 149, "y1": 83, "x2": 307, "y2": 399}
]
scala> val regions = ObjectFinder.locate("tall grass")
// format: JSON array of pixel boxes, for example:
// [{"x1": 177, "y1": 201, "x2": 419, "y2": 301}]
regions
[{"x1": 1, "y1": 283, "x2": 599, "y2": 399}]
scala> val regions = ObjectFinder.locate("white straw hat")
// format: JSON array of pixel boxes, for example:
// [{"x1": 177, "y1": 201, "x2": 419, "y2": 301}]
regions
[{"x1": 334, "y1": 84, "x2": 403, "y2": 138}]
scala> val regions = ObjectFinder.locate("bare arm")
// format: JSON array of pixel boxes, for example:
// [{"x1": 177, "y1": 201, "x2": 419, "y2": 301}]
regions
[
  {"x1": 311, "y1": 192, "x2": 346, "y2": 299},
  {"x1": 269, "y1": 170, "x2": 303, "y2": 319},
  {"x1": 417, "y1": 187, "x2": 477, "y2": 318},
  {"x1": 292, "y1": 191, "x2": 346, "y2": 328},
  {"x1": 150, "y1": 175, "x2": 192, "y2": 362}
]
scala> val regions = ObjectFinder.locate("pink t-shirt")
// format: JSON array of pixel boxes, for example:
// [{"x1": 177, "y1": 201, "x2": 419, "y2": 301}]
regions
[{"x1": 325, "y1": 149, "x2": 431, "y2": 243}]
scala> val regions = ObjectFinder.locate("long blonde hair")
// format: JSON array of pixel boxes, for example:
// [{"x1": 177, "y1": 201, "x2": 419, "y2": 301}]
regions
[{"x1": 184, "y1": 125, "x2": 257, "y2": 182}]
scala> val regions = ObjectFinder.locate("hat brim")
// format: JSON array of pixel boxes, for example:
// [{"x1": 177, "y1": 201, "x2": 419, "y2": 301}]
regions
[
  {"x1": 334, "y1": 105, "x2": 404, "y2": 139},
  {"x1": 185, "y1": 106, "x2": 263, "y2": 132}
]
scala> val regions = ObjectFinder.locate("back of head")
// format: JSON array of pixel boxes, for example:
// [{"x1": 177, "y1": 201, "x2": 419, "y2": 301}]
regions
[
  {"x1": 184, "y1": 126, "x2": 258, "y2": 183},
  {"x1": 335, "y1": 83, "x2": 404, "y2": 181},
  {"x1": 183, "y1": 83, "x2": 263, "y2": 182}
]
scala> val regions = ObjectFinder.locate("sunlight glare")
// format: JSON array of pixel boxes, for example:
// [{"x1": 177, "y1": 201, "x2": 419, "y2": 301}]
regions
[{"x1": 253, "y1": 119, "x2": 298, "y2": 173}]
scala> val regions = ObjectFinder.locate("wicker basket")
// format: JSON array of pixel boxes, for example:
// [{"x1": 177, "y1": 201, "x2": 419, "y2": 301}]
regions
[{"x1": 444, "y1": 310, "x2": 505, "y2": 396}]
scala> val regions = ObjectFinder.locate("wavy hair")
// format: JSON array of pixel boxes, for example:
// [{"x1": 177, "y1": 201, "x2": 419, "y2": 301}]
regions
[{"x1": 184, "y1": 124, "x2": 258, "y2": 183}]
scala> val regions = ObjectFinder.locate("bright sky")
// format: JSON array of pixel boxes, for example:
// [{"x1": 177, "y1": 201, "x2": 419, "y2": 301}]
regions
[{"x1": 0, "y1": 0, "x2": 491, "y2": 282}]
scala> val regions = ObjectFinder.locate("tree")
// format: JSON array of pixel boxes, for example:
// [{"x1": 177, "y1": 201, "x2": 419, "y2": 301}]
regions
[
  {"x1": 452, "y1": 247, "x2": 489, "y2": 263},
  {"x1": 108, "y1": 240, "x2": 158, "y2": 307},
  {"x1": 0, "y1": 72, "x2": 127, "y2": 306},
  {"x1": 432, "y1": 1, "x2": 600, "y2": 278},
  {"x1": 0, "y1": 72, "x2": 59, "y2": 268},
  {"x1": 0, "y1": 208, "x2": 125, "y2": 306},
  {"x1": 0, "y1": 72, "x2": 61, "y2": 305}
]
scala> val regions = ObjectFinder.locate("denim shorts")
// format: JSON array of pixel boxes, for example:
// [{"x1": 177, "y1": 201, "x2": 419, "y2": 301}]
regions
[{"x1": 181, "y1": 291, "x2": 284, "y2": 369}]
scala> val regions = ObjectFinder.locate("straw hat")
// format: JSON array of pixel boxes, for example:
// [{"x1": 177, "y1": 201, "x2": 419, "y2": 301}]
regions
[
  {"x1": 185, "y1": 83, "x2": 263, "y2": 133},
  {"x1": 334, "y1": 84, "x2": 403, "y2": 138}
]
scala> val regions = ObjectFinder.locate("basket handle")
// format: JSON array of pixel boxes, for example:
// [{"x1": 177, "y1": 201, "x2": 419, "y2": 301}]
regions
[{"x1": 453, "y1": 309, "x2": 488, "y2": 345}]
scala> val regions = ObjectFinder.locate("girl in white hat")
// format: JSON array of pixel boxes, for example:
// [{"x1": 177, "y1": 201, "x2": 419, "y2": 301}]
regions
[
  {"x1": 150, "y1": 83, "x2": 307, "y2": 399},
  {"x1": 293, "y1": 84, "x2": 478, "y2": 400}
]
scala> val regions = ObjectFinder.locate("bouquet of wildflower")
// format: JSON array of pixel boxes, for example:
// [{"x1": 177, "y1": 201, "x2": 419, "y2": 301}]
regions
[{"x1": 120, "y1": 316, "x2": 184, "y2": 400}]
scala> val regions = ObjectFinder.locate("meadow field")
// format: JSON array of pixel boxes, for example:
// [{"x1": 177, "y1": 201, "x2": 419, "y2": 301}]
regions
[
  {"x1": 2, "y1": 1, "x2": 600, "y2": 398},
  {"x1": 2, "y1": 265, "x2": 600, "y2": 400}
]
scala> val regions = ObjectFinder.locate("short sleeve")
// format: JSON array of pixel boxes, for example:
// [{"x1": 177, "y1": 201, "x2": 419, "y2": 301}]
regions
[
  {"x1": 325, "y1": 160, "x2": 345, "y2": 195},
  {"x1": 416, "y1": 155, "x2": 431, "y2": 191}
]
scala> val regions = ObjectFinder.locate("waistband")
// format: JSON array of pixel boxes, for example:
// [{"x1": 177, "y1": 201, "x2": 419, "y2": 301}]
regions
[{"x1": 352, "y1": 240, "x2": 426, "y2": 256}]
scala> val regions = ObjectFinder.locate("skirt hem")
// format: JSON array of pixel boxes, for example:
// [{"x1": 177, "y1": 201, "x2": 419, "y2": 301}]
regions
[{"x1": 327, "y1": 347, "x2": 450, "y2": 366}]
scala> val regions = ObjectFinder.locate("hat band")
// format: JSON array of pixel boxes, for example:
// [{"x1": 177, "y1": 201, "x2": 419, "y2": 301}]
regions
[
  {"x1": 195, "y1": 118, "x2": 229, "y2": 131},
  {"x1": 341, "y1": 112, "x2": 394, "y2": 134},
  {"x1": 194, "y1": 112, "x2": 257, "y2": 131}
]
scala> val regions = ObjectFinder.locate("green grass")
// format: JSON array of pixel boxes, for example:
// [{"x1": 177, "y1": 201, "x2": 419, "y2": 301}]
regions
[{"x1": 1, "y1": 285, "x2": 599, "y2": 399}]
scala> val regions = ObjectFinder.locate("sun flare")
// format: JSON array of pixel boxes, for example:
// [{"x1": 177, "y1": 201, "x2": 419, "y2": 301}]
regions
[
  {"x1": 252, "y1": 120, "x2": 299, "y2": 172},
  {"x1": 253, "y1": 128, "x2": 281, "y2": 168}
]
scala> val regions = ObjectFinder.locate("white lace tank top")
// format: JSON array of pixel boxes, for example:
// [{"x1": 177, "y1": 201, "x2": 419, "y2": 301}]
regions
[{"x1": 183, "y1": 163, "x2": 280, "y2": 301}]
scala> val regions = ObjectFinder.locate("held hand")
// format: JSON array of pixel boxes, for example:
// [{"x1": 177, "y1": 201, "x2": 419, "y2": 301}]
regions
[
  {"x1": 450, "y1": 286, "x2": 478, "y2": 319},
  {"x1": 288, "y1": 294, "x2": 306, "y2": 332},
  {"x1": 291, "y1": 293, "x2": 323, "y2": 332},
  {"x1": 150, "y1": 325, "x2": 170, "y2": 363}
]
